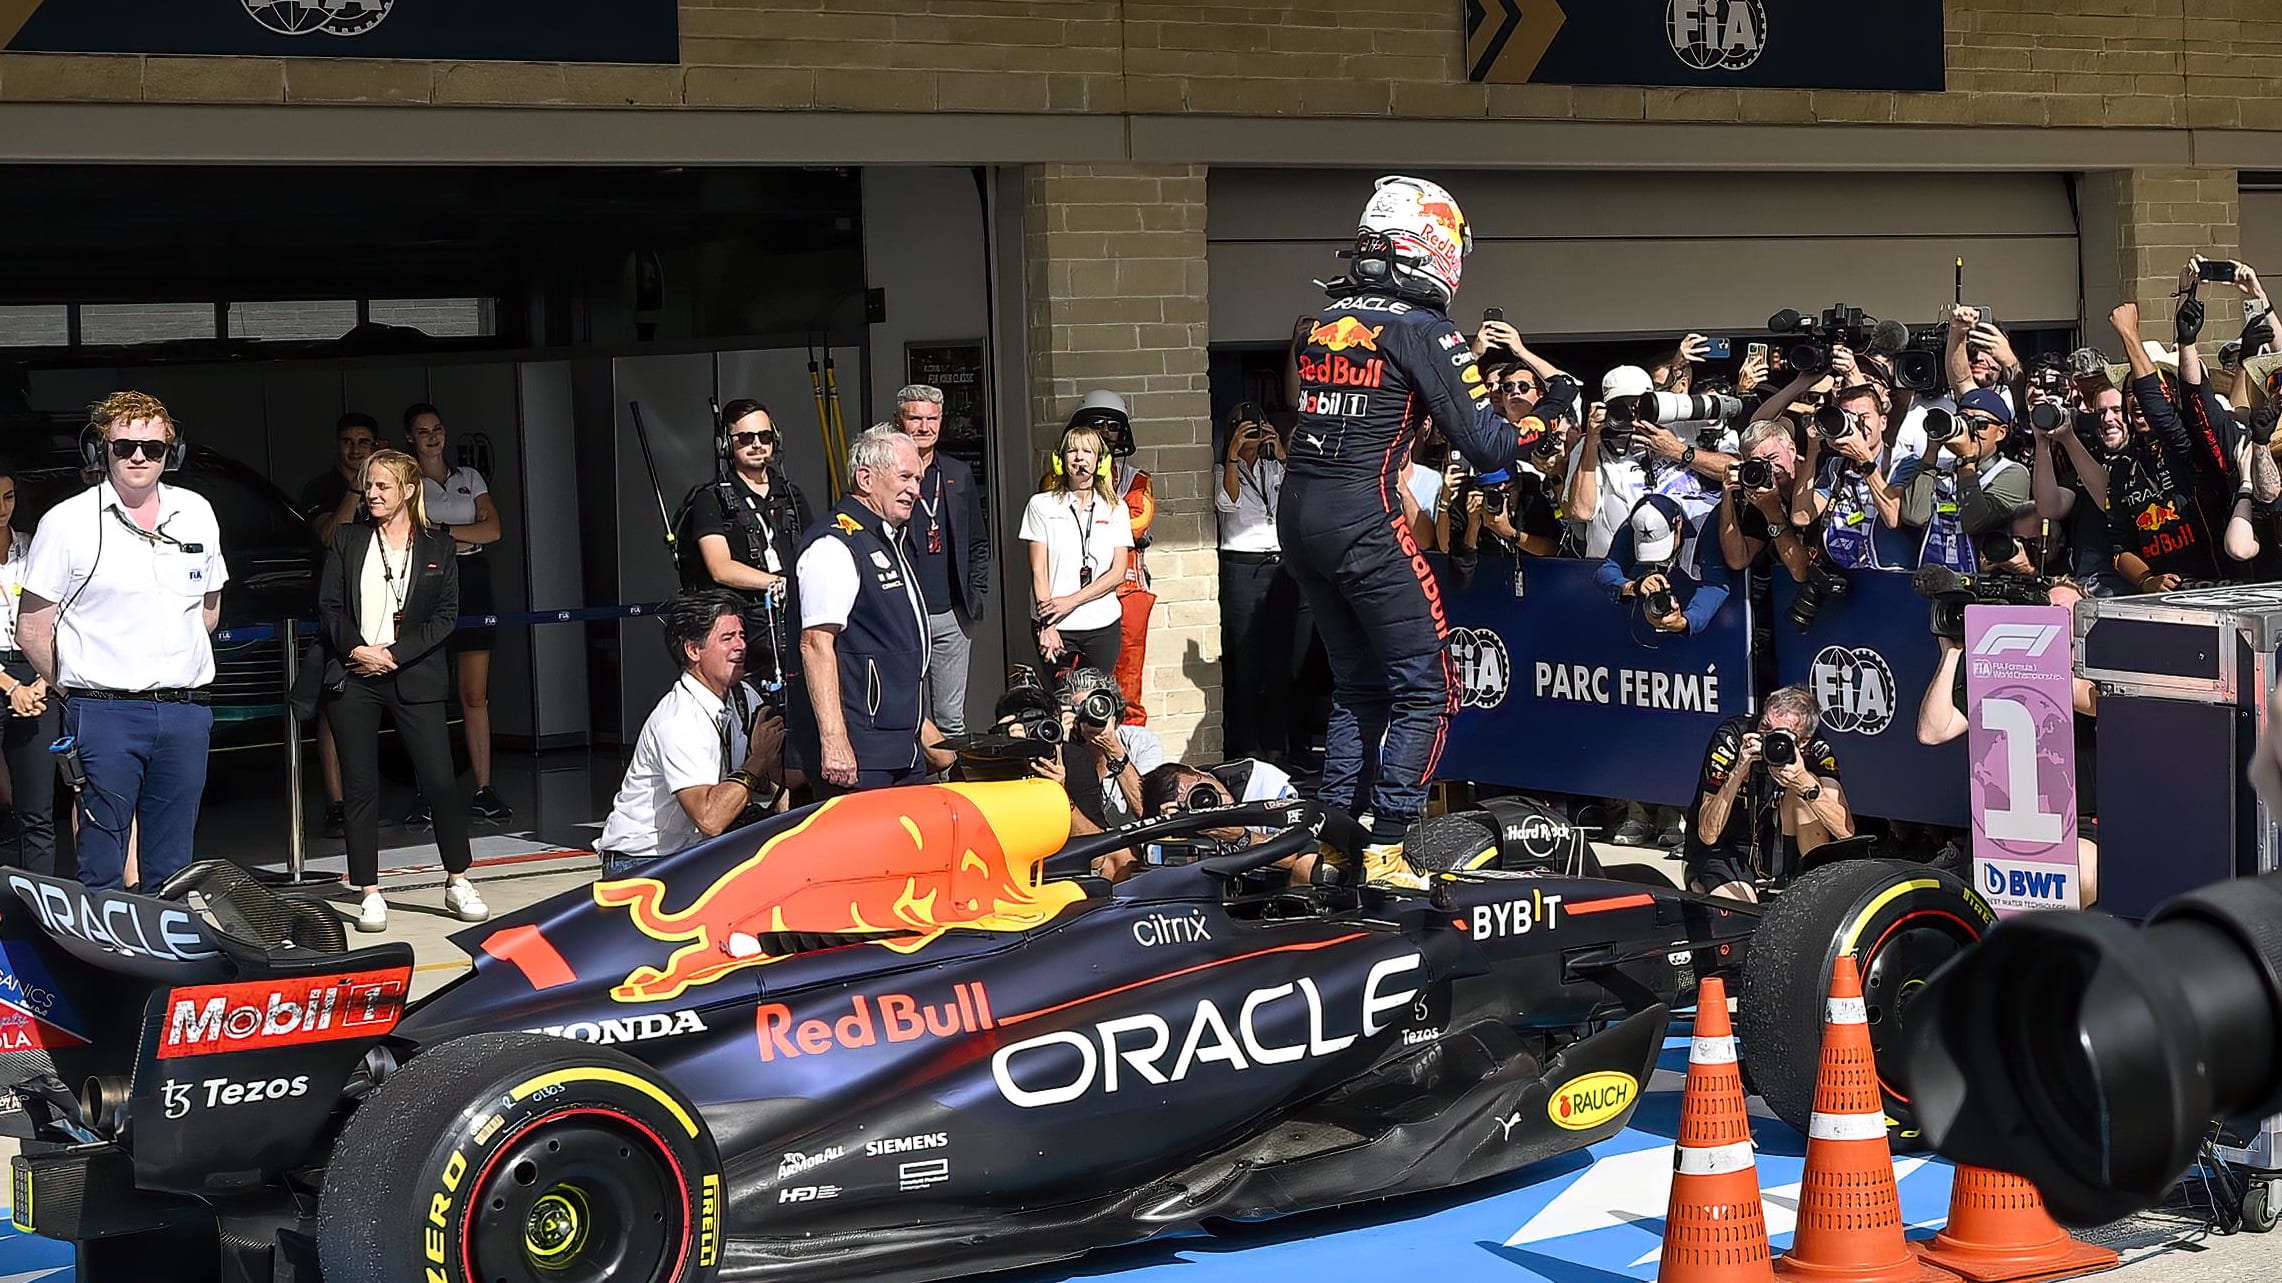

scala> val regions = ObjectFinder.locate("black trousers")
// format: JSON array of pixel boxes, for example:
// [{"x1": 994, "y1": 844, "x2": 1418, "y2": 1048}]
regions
[
  {"x1": 1219, "y1": 552, "x2": 1290, "y2": 760},
  {"x1": 0, "y1": 655, "x2": 58, "y2": 877},
  {"x1": 330, "y1": 676, "x2": 470, "y2": 887},
  {"x1": 1051, "y1": 624, "x2": 1122, "y2": 679}
]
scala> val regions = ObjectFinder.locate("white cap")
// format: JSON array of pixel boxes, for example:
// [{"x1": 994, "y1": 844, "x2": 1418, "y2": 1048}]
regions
[
  {"x1": 1602, "y1": 365, "x2": 1654, "y2": 400},
  {"x1": 1632, "y1": 495, "x2": 1685, "y2": 563}
]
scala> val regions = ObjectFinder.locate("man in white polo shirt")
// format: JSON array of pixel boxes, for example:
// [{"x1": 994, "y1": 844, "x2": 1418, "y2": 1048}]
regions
[
  {"x1": 593, "y1": 590, "x2": 786, "y2": 876},
  {"x1": 18, "y1": 391, "x2": 226, "y2": 892}
]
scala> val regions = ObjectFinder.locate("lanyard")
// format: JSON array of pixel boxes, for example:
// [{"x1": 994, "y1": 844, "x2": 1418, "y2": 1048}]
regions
[
  {"x1": 375, "y1": 532, "x2": 412, "y2": 617},
  {"x1": 1071, "y1": 493, "x2": 1098, "y2": 577},
  {"x1": 718, "y1": 681, "x2": 752, "y2": 776},
  {"x1": 1241, "y1": 460, "x2": 1279, "y2": 514},
  {"x1": 919, "y1": 467, "x2": 943, "y2": 524}
]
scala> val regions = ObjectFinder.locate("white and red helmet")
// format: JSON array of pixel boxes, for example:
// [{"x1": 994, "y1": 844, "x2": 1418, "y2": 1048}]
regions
[{"x1": 1357, "y1": 175, "x2": 1472, "y2": 306}]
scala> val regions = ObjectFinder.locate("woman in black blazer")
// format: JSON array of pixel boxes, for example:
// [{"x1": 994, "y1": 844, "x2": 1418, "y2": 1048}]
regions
[{"x1": 317, "y1": 449, "x2": 488, "y2": 932}]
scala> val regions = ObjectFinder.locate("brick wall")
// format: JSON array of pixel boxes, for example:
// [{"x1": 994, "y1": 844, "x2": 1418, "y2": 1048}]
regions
[
  {"x1": 4, "y1": 0, "x2": 2276, "y2": 126},
  {"x1": 1021, "y1": 164, "x2": 1220, "y2": 762}
]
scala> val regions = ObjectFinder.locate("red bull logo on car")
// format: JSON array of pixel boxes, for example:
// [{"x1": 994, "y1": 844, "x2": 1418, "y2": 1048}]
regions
[{"x1": 594, "y1": 781, "x2": 1081, "y2": 1003}]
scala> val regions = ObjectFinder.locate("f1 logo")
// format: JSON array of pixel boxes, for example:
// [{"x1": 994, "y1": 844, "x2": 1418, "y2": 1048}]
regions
[{"x1": 1972, "y1": 624, "x2": 2063, "y2": 658}]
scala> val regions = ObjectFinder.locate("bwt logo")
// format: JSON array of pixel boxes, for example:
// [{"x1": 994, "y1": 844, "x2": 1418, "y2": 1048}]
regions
[
  {"x1": 1985, "y1": 863, "x2": 2070, "y2": 902},
  {"x1": 1972, "y1": 624, "x2": 2064, "y2": 659}
]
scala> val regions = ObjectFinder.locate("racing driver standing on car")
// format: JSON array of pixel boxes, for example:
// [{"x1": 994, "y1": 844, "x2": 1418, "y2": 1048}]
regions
[{"x1": 1282, "y1": 176, "x2": 1556, "y2": 888}]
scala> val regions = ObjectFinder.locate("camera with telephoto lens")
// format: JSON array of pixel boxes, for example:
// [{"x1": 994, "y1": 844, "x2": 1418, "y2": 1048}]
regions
[
  {"x1": 1912, "y1": 564, "x2": 2054, "y2": 641},
  {"x1": 1641, "y1": 391, "x2": 1745, "y2": 427},
  {"x1": 1811, "y1": 405, "x2": 1862, "y2": 442},
  {"x1": 1768, "y1": 304, "x2": 1874, "y2": 376},
  {"x1": 1787, "y1": 554, "x2": 1852, "y2": 631},
  {"x1": 996, "y1": 664, "x2": 1066, "y2": 744},
  {"x1": 1919, "y1": 405, "x2": 1962, "y2": 446},
  {"x1": 1760, "y1": 727, "x2": 1800, "y2": 768}
]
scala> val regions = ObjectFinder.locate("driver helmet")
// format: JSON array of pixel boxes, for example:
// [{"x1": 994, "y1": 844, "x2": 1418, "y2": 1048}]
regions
[
  {"x1": 1068, "y1": 389, "x2": 1136, "y2": 458},
  {"x1": 1357, "y1": 176, "x2": 1472, "y2": 307}
]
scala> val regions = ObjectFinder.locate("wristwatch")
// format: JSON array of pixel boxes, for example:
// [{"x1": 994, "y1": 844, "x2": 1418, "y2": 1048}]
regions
[
  {"x1": 1797, "y1": 782, "x2": 1823, "y2": 802},
  {"x1": 1105, "y1": 755, "x2": 1130, "y2": 775},
  {"x1": 1679, "y1": 445, "x2": 1699, "y2": 469}
]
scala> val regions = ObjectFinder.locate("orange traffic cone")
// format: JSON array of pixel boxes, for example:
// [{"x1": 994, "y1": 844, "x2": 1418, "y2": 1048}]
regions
[
  {"x1": 1774, "y1": 956, "x2": 1950, "y2": 1283},
  {"x1": 1915, "y1": 1167, "x2": 2119, "y2": 1283},
  {"x1": 1658, "y1": 975, "x2": 1774, "y2": 1283}
]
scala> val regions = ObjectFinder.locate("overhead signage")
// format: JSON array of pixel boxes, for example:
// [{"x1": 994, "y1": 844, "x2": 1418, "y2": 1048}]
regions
[
  {"x1": 0, "y1": 0, "x2": 678, "y2": 63},
  {"x1": 1465, "y1": 0, "x2": 1945, "y2": 92}
]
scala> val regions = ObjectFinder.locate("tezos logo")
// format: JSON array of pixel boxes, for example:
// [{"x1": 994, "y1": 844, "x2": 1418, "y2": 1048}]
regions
[
  {"x1": 1449, "y1": 628, "x2": 1511, "y2": 710},
  {"x1": 242, "y1": 0, "x2": 394, "y2": 38},
  {"x1": 1667, "y1": 0, "x2": 1767, "y2": 72},
  {"x1": 1808, "y1": 645, "x2": 1895, "y2": 735}
]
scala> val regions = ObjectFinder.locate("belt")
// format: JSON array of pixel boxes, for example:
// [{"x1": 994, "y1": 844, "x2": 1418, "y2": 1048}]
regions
[
  {"x1": 63, "y1": 687, "x2": 210, "y2": 705},
  {"x1": 0, "y1": 649, "x2": 23, "y2": 664},
  {"x1": 1220, "y1": 550, "x2": 1282, "y2": 563}
]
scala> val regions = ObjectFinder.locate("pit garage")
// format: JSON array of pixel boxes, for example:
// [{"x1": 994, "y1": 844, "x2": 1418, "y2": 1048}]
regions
[{"x1": 0, "y1": 162, "x2": 1010, "y2": 875}]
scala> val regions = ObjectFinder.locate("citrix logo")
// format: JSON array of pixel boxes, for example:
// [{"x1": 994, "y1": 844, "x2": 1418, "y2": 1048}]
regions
[{"x1": 1973, "y1": 624, "x2": 2064, "y2": 659}]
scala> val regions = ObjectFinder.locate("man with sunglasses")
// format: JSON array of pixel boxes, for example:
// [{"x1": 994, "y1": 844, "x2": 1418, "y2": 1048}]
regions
[{"x1": 19, "y1": 391, "x2": 228, "y2": 892}]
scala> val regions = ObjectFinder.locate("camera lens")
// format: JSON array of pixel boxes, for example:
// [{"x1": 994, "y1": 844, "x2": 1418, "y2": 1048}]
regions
[
  {"x1": 1920, "y1": 407, "x2": 1960, "y2": 444},
  {"x1": 1739, "y1": 458, "x2": 1774, "y2": 490},
  {"x1": 2030, "y1": 401, "x2": 2066, "y2": 432},
  {"x1": 1183, "y1": 784, "x2": 1220, "y2": 812}
]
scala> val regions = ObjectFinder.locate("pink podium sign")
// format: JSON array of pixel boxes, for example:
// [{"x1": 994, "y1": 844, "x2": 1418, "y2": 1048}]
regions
[{"x1": 1963, "y1": 604, "x2": 2081, "y2": 915}]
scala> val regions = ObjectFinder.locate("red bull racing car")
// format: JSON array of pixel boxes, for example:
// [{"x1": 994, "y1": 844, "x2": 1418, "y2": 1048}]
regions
[{"x1": 0, "y1": 781, "x2": 1989, "y2": 1283}]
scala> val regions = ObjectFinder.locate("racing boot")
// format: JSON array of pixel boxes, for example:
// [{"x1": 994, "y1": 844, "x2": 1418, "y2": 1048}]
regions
[{"x1": 1362, "y1": 840, "x2": 1429, "y2": 890}]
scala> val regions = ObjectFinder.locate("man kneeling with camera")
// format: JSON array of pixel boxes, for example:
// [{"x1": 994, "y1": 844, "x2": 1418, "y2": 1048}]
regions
[
  {"x1": 1596, "y1": 493, "x2": 1732, "y2": 636},
  {"x1": 1682, "y1": 684, "x2": 1855, "y2": 902}
]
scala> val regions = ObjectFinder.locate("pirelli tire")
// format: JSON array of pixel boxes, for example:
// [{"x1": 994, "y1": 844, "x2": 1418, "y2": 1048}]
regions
[
  {"x1": 1403, "y1": 813, "x2": 1502, "y2": 873},
  {"x1": 316, "y1": 1033, "x2": 723, "y2": 1283},
  {"x1": 1736, "y1": 860, "x2": 1994, "y2": 1151}
]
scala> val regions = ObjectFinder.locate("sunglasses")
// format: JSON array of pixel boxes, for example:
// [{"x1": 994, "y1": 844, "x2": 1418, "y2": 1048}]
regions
[
  {"x1": 1507, "y1": 380, "x2": 1540, "y2": 395},
  {"x1": 731, "y1": 430, "x2": 776, "y2": 447},
  {"x1": 110, "y1": 438, "x2": 170, "y2": 462}
]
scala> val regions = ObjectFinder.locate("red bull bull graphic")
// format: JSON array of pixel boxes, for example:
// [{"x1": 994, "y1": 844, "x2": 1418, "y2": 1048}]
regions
[
  {"x1": 594, "y1": 780, "x2": 1082, "y2": 1003},
  {"x1": 1309, "y1": 316, "x2": 1384, "y2": 353},
  {"x1": 2134, "y1": 501, "x2": 2181, "y2": 532}
]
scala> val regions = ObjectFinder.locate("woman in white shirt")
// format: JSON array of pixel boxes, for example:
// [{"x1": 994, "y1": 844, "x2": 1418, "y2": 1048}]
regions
[
  {"x1": 405, "y1": 402, "x2": 510, "y2": 824},
  {"x1": 0, "y1": 466, "x2": 56, "y2": 876},
  {"x1": 1020, "y1": 424, "x2": 1133, "y2": 675}
]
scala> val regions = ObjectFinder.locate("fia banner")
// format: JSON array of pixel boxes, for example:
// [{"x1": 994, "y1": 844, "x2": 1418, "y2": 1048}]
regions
[{"x1": 1963, "y1": 604, "x2": 2081, "y2": 915}]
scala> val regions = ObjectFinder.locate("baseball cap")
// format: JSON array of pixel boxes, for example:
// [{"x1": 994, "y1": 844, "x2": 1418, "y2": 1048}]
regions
[
  {"x1": 1957, "y1": 388, "x2": 2013, "y2": 426},
  {"x1": 1601, "y1": 365, "x2": 1654, "y2": 401},
  {"x1": 1631, "y1": 494, "x2": 1686, "y2": 563}
]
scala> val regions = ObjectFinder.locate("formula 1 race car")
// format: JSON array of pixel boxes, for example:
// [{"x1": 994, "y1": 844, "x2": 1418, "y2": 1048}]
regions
[{"x1": 0, "y1": 779, "x2": 1992, "y2": 1283}]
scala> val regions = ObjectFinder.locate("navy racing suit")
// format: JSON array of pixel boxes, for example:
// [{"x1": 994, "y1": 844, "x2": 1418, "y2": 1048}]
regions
[{"x1": 1277, "y1": 289, "x2": 1537, "y2": 842}]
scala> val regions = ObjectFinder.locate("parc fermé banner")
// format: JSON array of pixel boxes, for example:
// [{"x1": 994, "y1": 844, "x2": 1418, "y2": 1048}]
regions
[
  {"x1": 1436, "y1": 555, "x2": 1748, "y2": 808},
  {"x1": 1963, "y1": 604, "x2": 2082, "y2": 915}
]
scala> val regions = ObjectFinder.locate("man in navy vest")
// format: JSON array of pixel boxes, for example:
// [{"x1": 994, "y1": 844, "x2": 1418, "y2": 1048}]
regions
[{"x1": 797, "y1": 426, "x2": 932, "y2": 795}]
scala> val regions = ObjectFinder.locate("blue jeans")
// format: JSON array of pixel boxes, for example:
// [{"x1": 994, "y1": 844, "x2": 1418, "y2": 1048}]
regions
[{"x1": 64, "y1": 697, "x2": 212, "y2": 891}]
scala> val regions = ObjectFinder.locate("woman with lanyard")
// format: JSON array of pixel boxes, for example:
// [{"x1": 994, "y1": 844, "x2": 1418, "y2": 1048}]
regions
[
  {"x1": 316, "y1": 449, "x2": 487, "y2": 932},
  {"x1": 0, "y1": 465, "x2": 56, "y2": 876},
  {"x1": 1021, "y1": 423, "x2": 1133, "y2": 675},
  {"x1": 404, "y1": 402, "x2": 510, "y2": 824}
]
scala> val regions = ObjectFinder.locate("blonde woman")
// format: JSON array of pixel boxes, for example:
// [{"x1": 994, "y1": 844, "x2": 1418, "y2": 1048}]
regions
[
  {"x1": 1020, "y1": 424, "x2": 1132, "y2": 673},
  {"x1": 316, "y1": 450, "x2": 487, "y2": 932}
]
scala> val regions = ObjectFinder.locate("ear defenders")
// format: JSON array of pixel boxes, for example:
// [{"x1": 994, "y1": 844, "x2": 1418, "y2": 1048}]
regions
[
  {"x1": 79, "y1": 422, "x2": 186, "y2": 474},
  {"x1": 1049, "y1": 447, "x2": 1116, "y2": 481}
]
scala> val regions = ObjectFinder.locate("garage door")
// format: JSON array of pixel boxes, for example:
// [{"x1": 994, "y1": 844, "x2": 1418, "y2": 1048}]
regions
[{"x1": 1208, "y1": 169, "x2": 2081, "y2": 345}]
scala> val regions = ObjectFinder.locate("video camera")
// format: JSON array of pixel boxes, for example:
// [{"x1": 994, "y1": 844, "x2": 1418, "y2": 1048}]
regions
[
  {"x1": 1912, "y1": 564, "x2": 2052, "y2": 640},
  {"x1": 1768, "y1": 305, "x2": 1943, "y2": 394}
]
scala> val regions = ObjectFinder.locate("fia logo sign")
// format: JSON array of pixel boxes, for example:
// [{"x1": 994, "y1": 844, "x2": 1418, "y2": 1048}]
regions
[
  {"x1": 1808, "y1": 645, "x2": 1896, "y2": 736},
  {"x1": 1667, "y1": 0, "x2": 1767, "y2": 72},
  {"x1": 243, "y1": 0, "x2": 394, "y2": 39},
  {"x1": 1449, "y1": 627, "x2": 1511, "y2": 710}
]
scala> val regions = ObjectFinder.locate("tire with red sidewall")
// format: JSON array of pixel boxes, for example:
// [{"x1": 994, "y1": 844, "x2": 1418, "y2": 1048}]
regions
[
  {"x1": 317, "y1": 1032, "x2": 722, "y2": 1283},
  {"x1": 1736, "y1": 859, "x2": 1995, "y2": 1150}
]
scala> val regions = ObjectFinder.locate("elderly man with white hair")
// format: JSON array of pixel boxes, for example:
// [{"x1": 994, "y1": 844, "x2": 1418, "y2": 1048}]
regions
[{"x1": 796, "y1": 425, "x2": 940, "y2": 796}]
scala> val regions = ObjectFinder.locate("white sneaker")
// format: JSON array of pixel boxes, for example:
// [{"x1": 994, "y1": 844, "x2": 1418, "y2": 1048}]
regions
[
  {"x1": 444, "y1": 879, "x2": 490, "y2": 923},
  {"x1": 354, "y1": 893, "x2": 388, "y2": 933}
]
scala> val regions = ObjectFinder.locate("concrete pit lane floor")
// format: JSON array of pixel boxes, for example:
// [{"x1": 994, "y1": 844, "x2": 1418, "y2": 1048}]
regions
[{"x1": 0, "y1": 844, "x2": 2265, "y2": 1282}]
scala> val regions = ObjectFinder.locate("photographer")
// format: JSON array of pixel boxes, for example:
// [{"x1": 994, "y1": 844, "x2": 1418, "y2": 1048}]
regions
[
  {"x1": 1682, "y1": 685, "x2": 1853, "y2": 903},
  {"x1": 1945, "y1": 305, "x2": 2024, "y2": 414},
  {"x1": 1217, "y1": 403, "x2": 1293, "y2": 762},
  {"x1": 593, "y1": 590, "x2": 787, "y2": 877},
  {"x1": 1901, "y1": 389, "x2": 2034, "y2": 573},
  {"x1": 1059, "y1": 666, "x2": 1163, "y2": 829},
  {"x1": 1596, "y1": 494, "x2": 1732, "y2": 637},
  {"x1": 1566, "y1": 365, "x2": 1735, "y2": 558},
  {"x1": 1139, "y1": 759, "x2": 1307, "y2": 875},
  {"x1": 1716, "y1": 419, "x2": 1814, "y2": 581},
  {"x1": 1915, "y1": 576, "x2": 2100, "y2": 904},
  {"x1": 2029, "y1": 368, "x2": 2127, "y2": 594},
  {"x1": 1796, "y1": 381, "x2": 1921, "y2": 571}
]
